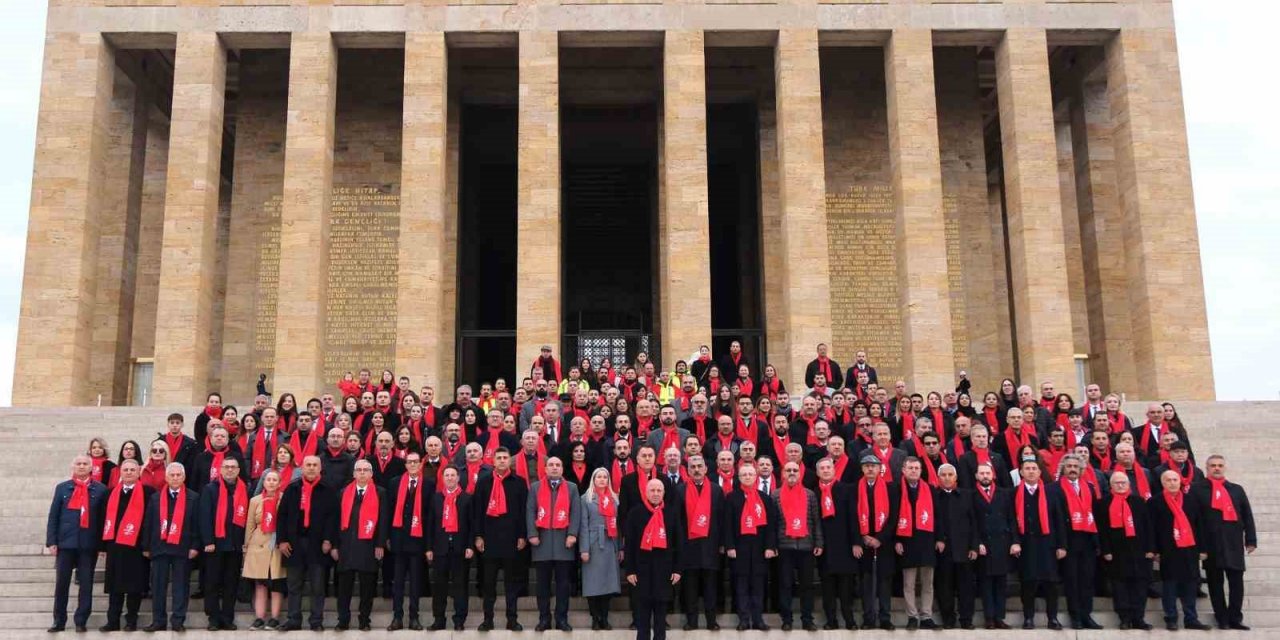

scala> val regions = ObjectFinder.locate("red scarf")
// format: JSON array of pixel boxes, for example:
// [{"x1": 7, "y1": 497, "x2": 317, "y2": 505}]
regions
[
  {"x1": 798, "y1": 415, "x2": 820, "y2": 446},
  {"x1": 740, "y1": 485, "x2": 767, "y2": 534},
  {"x1": 535, "y1": 480, "x2": 570, "y2": 529},
  {"x1": 207, "y1": 448, "x2": 227, "y2": 482},
  {"x1": 1208, "y1": 478, "x2": 1238, "y2": 521},
  {"x1": 1081, "y1": 465, "x2": 1102, "y2": 499},
  {"x1": 1108, "y1": 489, "x2": 1136, "y2": 538},
  {"x1": 873, "y1": 446, "x2": 894, "y2": 482},
  {"x1": 858, "y1": 478, "x2": 889, "y2": 535},
  {"x1": 90, "y1": 455, "x2": 108, "y2": 484},
  {"x1": 215, "y1": 480, "x2": 248, "y2": 539},
  {"x1": 685, "y1": 481, "x2": 712, "y2": 539},
  {"x1": 102, "y1": 484, "x2": 144, "y2": 546},
  {"x1": 977, "y1": 482, "x2": 995, "y2": 504},
  {"x1": 465, "y1": 460, "x2": 484, "y2": 494},
  {"x1": 165, "y1": 433, "x2": 187, "y2": 461},
  {"x1": 1015, "y1": 484, "x2": 1049, "y2": 535},
  {"x1": 779, "y1": 482, "x2": 810, "y2": 538},
  {"x1": 658, "y1": 425, "x2": 681, "y2": 456},
  {"x1": 636, "y1": 417, "x2": 654, "y2": 439},
  {"x1": 896, "y1": 482, "x2": 934, "y2": 536},
  {"x1": 1173, "y1": 461, "x2": 1195, "y2": 494},
  {"x1": 1164, "y1": 490, "x2": 1196, "y2": 547},
  {"x1": 205, "y1": 405, "x2": 223, "y2": 420},
  {"x1": 159, "y1": 488, "x2": 186, "y2": 544},
  {"x1": 769, "y1": 430, "x2": 792, "y2": 462},
  {"x1": 1094, "y1": 446, "x2": 1113, "y2": 473},
  {"x1": 441, "y1": 486, "x2": 462, "y2": 532},
  {"x1": 689, "y1": 415, "x2": 709, "y2": 444},
  {"x1": 515, "y1": 449, "x2": 546, "y2": 487},
  {"x1": 1060, "y1": 477, "x2": 1097, "y2": 532},
  {"x1": 1118, "y1": 462, "x2": 1151, "y2": 499},
  {"x1": 716, "y1": 469, "x2": 735, "y2": 495},
  {"x1": 1106, "y1": 411, "x2": 1128, "y2": 435},
  {"x1": 1139, "y1": 421, "x2": 1165, "y2": 455},
  {"x1": 393, "y1": 474, "x2": 424, "y2": 537},
  {"x1": 735, "y1": 416, "x2": 758, "y2": 444},
  {"x1": 598, "y1": 493, "x2": 618, "y2": 538},
  {"x1": 640, "y1": 500, "x2": 668, "y2": 550},
  {"x1": 299, "y1": 477, "x2": 319, "y2": 527},
  {"x1": 1004, "y1": 428, "x2": 1032, "y2": 462},
  {"x1": 818, "y1": 480, "x2": 836, "y2": 518},
  {"x1": 289, "y1": 428, "x2": 319, "y2": 466},
  {"x1": 67, "y1": 478, "x2": 91, "y2": 528},
  {"x1": 340, "y1": 483, "x2": 380, "y2": 539},
  {"x1": 610, "y1": 458, "x2": 632, "y2": 494},
  {"x1": 832, "y1": 454, "x2": 850, "y2": 481},
  {"x1": 260, "y1": 493, "x2": 279, "y2": 534},
  {"x1": 482, "y1": 428, "x2": 505, "y2": 464},
  {"x1": 1041, "y1": 446, "x2": 1067, "y2": 481},
  {"x1": 737, "y1": 377, "x2": 755, "y2": 398},
  {"x1": 487, "y1": 471, "x2": 509, "y2": 517},
  {"x1": 909, "y1": 438, "x2": 945, "y2": 487},
  {"x1": 900, "y1": 413, "x2": 916, "y2": 441},
  {"x1": 761, "y1": 377, "x2": 781, "y2": 400},
  {"x1": 816, "y1": 356, "x2": 833, "y2": 383},
  {"x1": 929, "y1": 408, "x2": 948, "y2": 442},
  {"x1": 251, "y1": 429, "x2": 278, "y2": 479},
  {"x1": 974, "y1": 447, "x2": 991, "y2": 467},
  {"x1": 982, "y1": 408, "x2": 1000, "y2": 435}
]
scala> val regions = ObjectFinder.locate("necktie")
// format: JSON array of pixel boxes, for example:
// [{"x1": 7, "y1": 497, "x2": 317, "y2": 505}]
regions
[
  {"x1": 410, "y1": 478, "x2": 417, "y2": 491},
  {"x1": 762, "y1": 480, "x2": 770, "y2": 494},
  {"x1": 170, "y1": 491, "x2": 178, "y2": 500},
  {"x1": 551, "y1": 481, "x2": 559, "y2": 491},
  {"x1": 358, "y1": 489, "x2": 365, "y2": 498}
]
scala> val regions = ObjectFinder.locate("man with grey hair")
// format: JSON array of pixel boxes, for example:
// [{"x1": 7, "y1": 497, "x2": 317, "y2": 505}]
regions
[
  {"x1": 1058, "y1": 454, "x2": 1103, "y2": 630},
  {"x1": 334, "y1": 459, "x2": 389, "y2": 631},
  {"x1": 46, "y1": 455, "x2": 108, "y2": 633},
  {"x1": 1191, "y1": 455, "x2": 1257, "y2": 630},
  {"x1": 1015, "y1": 385, "x2": 1054, "y2": 440},
  {"x1": 144, "y1": 462, "x2": 199, "y2": 632},
  {"x1": 933, "y1": 462, "x2": 979, "y2": 629}
]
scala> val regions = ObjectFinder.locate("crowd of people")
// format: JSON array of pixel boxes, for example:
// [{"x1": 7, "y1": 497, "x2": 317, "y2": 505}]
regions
[{"x1": 45, "y1": 342, "x2": 1258, "y2": 637}]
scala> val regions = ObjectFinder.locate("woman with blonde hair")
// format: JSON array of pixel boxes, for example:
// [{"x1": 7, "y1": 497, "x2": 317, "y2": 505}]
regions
[
  {"x1": 579, "y1": 467, "x2": 622, "y2": 629},
  {"x1": 243, "y1": 469, "x2": 287, "y2": 630}
]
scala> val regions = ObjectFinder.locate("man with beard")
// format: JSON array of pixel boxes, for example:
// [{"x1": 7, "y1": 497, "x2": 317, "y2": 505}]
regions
[
  {"x1": 473, "y1": 448, "x2": 530, "y2": 631},
  {"x1": 606, "y1": 438, "x2": 634, "y2": 496},
  {"x1": 701, "y1": 415, "x2": 741, "y2": 462},
  {"x1": 334, "y1": 460, "x2": 389, "y2": 632},
  {"x1": 1192, "y1": 455, "x2": 1257, "y2": 630},
  {"x1": 189, "y1": 424, "x2": 246, "y2": 493},
  {"x1": 972, "y1": 462, "x2": 1014, "y2": 629},
  {"x1": 853, "y1": 452, "x2": 898, "y2": 630},
  {"x1": 1098, "y1": 472, "x2": 1154, "y2": 630},
  {"x1": 1010, "y1": 457, "x2": 1067, "y2": 630},
  {"x1": 646, "y1": 405, "x2": 690, "y2": 460},
  {"x1": 619, "y1": 445, "x2": 660, "y2": 519},
  {"x1": 320, "y1": 426, "x2": 357, "y2": 490},
  {"x1": 724, "y1": 464, "x2": 778, "y2": 631},
  {"x1": 844, "y1": 350, "x2": 878, "y2": 387},
  {"x1": 277, "y1": 456, "x2": 338, "y2": 631},
  {"x1": 367, "y1": 430, "x2": 405, "y2": 491},
  {"x1": 387, "y1": 452, "x2": 430, "y2": 631},
  {"x1": 773, "y1": 461, "x2": 822, "y2": 631},
  {"x1": 1149, "y1": 469, "x2": 1212, "y2": 631},
  {"x1": 957, "y1": 424, "x2": 1010, "y2": 490},
  {"x1": 1057, "y1": 454, "x2": 1103, "y2": 629},
  {"x1": 813, "y1": 458, "x2": 857, "y2": 629},
  {"x1": 679, "y1": 455, "x2": 724, "y2": 631},
  {"x1": 197, "y1": 457, "x2": 248, "y2": 630},
  {"x1": 805, "y1": 343, "x2": 843, "y2": 390},
  {"x1": 680, "y1": 393, "x2": 714, "y2": 445},
  {"x1": 98, "y1": 460, "x2": 154, "y2": 632},
  {"x1": 895, "y1": 458, "x2": 939, "y2": 630},
  {"x1": 526, "y1": 457, "x2": 581, "y2": 631},
  {"x1": 933, "y1": 463, "x2": 979, "y2": 629},
  {"x1": 427, "y1": 467, "x2": 474, "y2": 630}
]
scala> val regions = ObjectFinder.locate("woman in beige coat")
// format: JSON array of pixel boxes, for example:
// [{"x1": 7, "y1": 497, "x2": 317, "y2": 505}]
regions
[{"x1": 242, "y1": 469, "x2": 287, "y2": 629}]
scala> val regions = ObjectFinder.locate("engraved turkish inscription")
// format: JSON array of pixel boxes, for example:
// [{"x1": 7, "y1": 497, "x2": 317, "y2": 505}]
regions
[
  {"x1": 826, "y1": 185, "x2": 903, "y2": 377},
  {"x1": 324, "y1": 186, "x2": 400, "y2": 382},
  {"x1": 943, "y1": 195, "x2": 969, "y2": 373},
  {"x1": 252, "y1": 194, "x2": 283, "y2": 376}
]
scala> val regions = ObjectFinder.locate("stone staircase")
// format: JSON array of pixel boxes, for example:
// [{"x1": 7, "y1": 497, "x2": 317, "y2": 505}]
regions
[{"x1": 0, "y1": 402, "x2": 1276, "y2": 639}]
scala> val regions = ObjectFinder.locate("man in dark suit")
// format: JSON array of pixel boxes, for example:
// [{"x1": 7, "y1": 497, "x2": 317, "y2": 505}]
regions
[
  {"x1": 526, "y1": 457, "x2": 582, "y2": 631},
  {"x1": 98, "y1": 459, "x2": 155, "y2": 632},
  {"x1": 277, "y1": 456, "x2": 338, "y2": 631},
  {"x1": 387, "y1": 452, "x2": 431, "y2": 631},
  {"x1": 159, "y1": 413, "x2": 199, "y2": 478},
  {"x1": 45, "y1": 455, "x2": 108, "y2": 633},
  {"x1": 804, "y1": 343, "x2": 843, "y2": 390},
  {"x1": 427, "y1": 467, "x2": 474, "y2": 630},
  {"x1": 1010, "y1": 457, "x2": 1068, "y2": 630},
  {"x1": 472, "y1": 448, "x2": 529, "y2": 631},
  {"x1": 197, "y1": 456, "x2": 248, "y2": 630},
  {"x1": 334, "y1": 460, "x2": 390, "y2": 631},
  {"x1": 143, "y1": 462, "x2": 200, "y2": 632},
  {"x1": 679, "y1": 454, "x2": 724, "y2": 630},
  {"x1": 1192, "y1": 455, "x2": 1257, "y2": 630},
  {"x1": 853, "y1": 453, "x2": 898, "y2": 630},
  {"x1": 972, "y1": 461, "x2": 1015, "y2": 629},
  {"x1": 624, "y1": 479, "x2": 684, "y2": 640},
  {"x1": 843, "y1": 350, "x2": 878, "y2": 387},
  {"x1": 933, "y1": 464, "x2": 980, "y2": 629}
]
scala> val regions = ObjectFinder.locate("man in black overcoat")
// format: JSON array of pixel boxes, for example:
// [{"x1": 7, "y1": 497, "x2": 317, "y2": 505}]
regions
[
  {"x1": 624, "y1": 478, "x2": 684, "y2": 640},
  {"x1": 972, "y1": 461, "x2": 1015, "y2": 629},
  {"x1": 386, "y1": 451, "x2": 431, "y2": 630},
  {"x1": 333, "y1": 459, "x2": 390, "y2": 631},
  {"x1": 852, "y1": 453, "x2": 899, "y2": 630},
  {"x1": 723, "y1": 464, "x2": 778, "y2": 631},
  {"x1": 933, "y1": 463, "x2": 980, "y2": 629},
  {"x1": 813, "y1": 458, "x2": 857, "y2": 629},
  {"x1": 1010, "y1": 457, "x2": 1068, "y2": 630},
  {"x1": 143, "y1": 462, "x2": 200, "y2": 632},
  {"x1": 678, "y1": 454, "x2": 724, "y2": 631},
  {"x1": 276, "y1": 456, "x2": 338, "y2": 631},
  {"x1": 472, "y1": 448, "x2": 529, "y2": 631},
  {"x1": 427, "y1": 466, "x2": 475, "y2": 630},
  {"x1": 196, "y1": 456, "x2": 248, "y2": 630},
  {"x1": 98, "y1": 460, "x2": 154, "y2": 632},
  {"x1": 1191, "y1": 455, "x2": 1257, "y2": 630}
]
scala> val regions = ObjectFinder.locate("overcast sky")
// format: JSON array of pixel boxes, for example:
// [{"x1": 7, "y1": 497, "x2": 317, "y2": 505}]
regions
[{"x1": 0, "y1": 1, "x2": 1274, "y2": 405}]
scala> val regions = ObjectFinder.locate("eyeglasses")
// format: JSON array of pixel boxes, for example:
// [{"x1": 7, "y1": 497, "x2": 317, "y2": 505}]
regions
[{"x1": 150, "y1": 448, "x2": 165, "y2": 454}]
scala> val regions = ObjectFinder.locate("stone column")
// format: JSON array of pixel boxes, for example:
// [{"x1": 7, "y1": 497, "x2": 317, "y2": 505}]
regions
[
  {"x1": 396, "y1": 32, "x2": 449, "y2": 388},
  {"x1": 273, "y1": 33, "x2": 337, "y2": 399},
  {"x1": 1070, "y1": 79, "x2": 1137, "y2": 395},
  {"x1": 994, "y1": 28, "x2": 1076, "y2": 389},
  {"x1": 884, "y1": 29, "x2": 954, "y2": 393},
  {"x1": 152, "y1": 33, "x2": 227, "y2": 405},
  {"x1": 774, "y1": 29, "x2": 833, "y2": 392},
  {"x1": 660, "y1": 30, "x2": 712, "y2": 368},
  {"x1": 13, "y1": 33, "x2": 115, "y2": 406},
  {"x1": 1105, "y1": 29, "x2": 1213, "y2": 400},
  {"x1": 515, "y1": 30, "x2": 561, "y2": 376}
]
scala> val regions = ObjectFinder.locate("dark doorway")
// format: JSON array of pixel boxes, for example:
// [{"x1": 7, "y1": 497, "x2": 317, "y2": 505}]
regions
[
  {"x1": 457, "y1": 105, "x2": 517, "y2": 387},
  {"x1": 708, "y1": 102, "x2": 765, "y2": 372},
  {"x1": 561, "y1": 105, "x2": 659, "y2": 365}
]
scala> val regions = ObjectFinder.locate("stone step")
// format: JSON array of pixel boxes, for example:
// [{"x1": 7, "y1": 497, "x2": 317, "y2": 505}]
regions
[{"x1": 3, "y1": 630, "x2": 1272, "y2": 640}]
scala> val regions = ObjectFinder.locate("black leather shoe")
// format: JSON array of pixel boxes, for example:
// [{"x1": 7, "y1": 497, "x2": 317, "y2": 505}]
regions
[
  {"x1": 123, "y1": 624, "x2": 137, "y2": 632},
  {"x1": 428, "y1": 620, "x2": 446, "y2": 631},
  {"x1": 74, "y1": 627, "x2": 87, "y2": 634},
  {"x1": 1229, "y1": 623, "x2": 1251, "y2": 631},
  {"x1": 1083, "y1": 617, "x2": 1104, "y2": 630},
  {"x1": 409, "y1": 619, "x2": 424, "y2": 631},
  {"x1": 506, "y1": 620, "x2": 523, "y2": 632},
  {"x1": 780, "y1": 622, "x2": 793, "y2": 631},
  {"x1": 1120, "y1": 621, "x2": 1133, "y2": 630},
  {"x1": 279, "y1": 621, "x2": 302, "y2": 632},
  {"x1": 1022, "y1": 620, "x2": 1035, "y2": 630},
  {"x1": 1047, "y1": 619, "x2": 1063, "y2": 630},
  {"x1": 1134, "y1": 621, "x2": 1152, "y2": 631},
  {"x1": 309, "y1": 623, "x2": 324, "y2": 632},
  {"x1": 1071, "y1": 621, "x2": 1084, "y2": 630},
  {"x1": 454, "y1": 621, "x2": 465, "y2": 631},
  {"x1": 906, "y1": 618, "x2": 918, "y2": 631},
  {"x1": 535, "y1": 622, "x2": 550, "y2": 632},
  {"x1": 683, "y1": 622, "x2": 697, "y2": 631},
  {"x1": 755, "y1": 622, "x2": 771, "y2": 631},
  {"x1": 1185, "y1": 621, "x2": 1212, "y2": 630},
  {"x1": 141, "y1": 624, "x2": 165, "y2": 633},
  {"x1": 960, "y1": 622, "x2": 975, "y2": 630},
  {"x1": 206, "y1": 623, "x2": 219, "y2": 632},
  {"x1": 993, "y1": 620, "x2": 1012, "y2": 630},
  {"x1": 880, "y1": 621, "x2": 895, "y2": 631},
  {"x1": 737, "y1": 622, "x2": 750, "y2": 632},
  {"x1": 1167, "y1": 621, "x2": 1179, "y2": 631},
  {"x1": 359, "y1": 623, "x2": 372, "y2": 632},
  {"x1": 802, "y1": 622, "x2": 818, "y2": 631},
  {"x1": 706, "y1": 621, "x2": 719, "y2": 631},
  {"x1": 387, "y1": 618, "x2": 403, "y2": 631},
  {"x1": 222, "y1": 622, "x2": 237, "y2": 631},
  {"x1": 46, "y1": 626, "x2": 64, "y2": 633},
  {"x1": 599, "y1": 620, "x2": 612, "y2": 630},
  {"x1": 861, "y1": 622, "x2": 878, "y2": 630},
  {"x1": 99, "y1": 624, "x2": 120, "y2": 633},
  {"x1": 822, "y1": 622, "x2": 838, "y2": 630},
  {"x1": 920, "y1": 619, "x2": 938, "y2": 630},
  {"x1": 333, "y1": 622, "x2": 349, "y2": 631},
  {"x1": 170, "y1": 624, "x2": 184, "y2": 633},
  {"x1": 478, "y1": 620, "x2": 493, "y2": 632}
]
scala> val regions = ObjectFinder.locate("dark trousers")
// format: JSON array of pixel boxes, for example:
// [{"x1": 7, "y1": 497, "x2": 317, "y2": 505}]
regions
[
  {"x1": 1205, "y1": 561, "x2": 1245, "y2": 626},
  {"x1": 286, "y1": 562, "x2": 327, "y2": 627},
  {"x1": 1019, "y1": 580, "x2": 1059, "y2": 622},
  {"x1": 819, "y1": 572, "x2": 855, "y2": 626},
  {"x1": 149, "y1": 554, "x2": 191, "y2": 628},
  {"x1": 1111, "y1": 577, "x2": 1147, "y2": 624},
  {"x1": 391, "y1": 553, "x2": 424, "y2": 620},
  {"x1": 680, "y1": 568, "x2": 718, "y2": 625},
  {"x1": 202, "y1": 550, "x2": 242, "y2": 625},
  {"x1": 481, "y1": 557, "x2": 522, "y2": 622},
  {"x1": 777, "y1": 549, "x2": 815, "y2": 624},
  {"x1": 588, "y1": 595, "x2": 612, "y2": 624},
  {"x1": 336, "y1": 569, "x2": 377, "y2": 626},
  {"x1": 1062, "y1": 549, "x2": 1096, "y2": 620},
  {"x1": 1162, "y1": 578, "x2": 1201, "y2": 624},
  {"x1": 859, "y1": 570, "x2": 892, "y2": 624},
  {"x1": 979, "y1": 574, "x2": 1007, "y2": 621},
  {"x1": 732, "y1": 567, "x2": 764, "y2": 625},
  {"x1": 934, "y1": 560, "x2": 974, "y2": 625},
  {"x1": 431, "y1": 558, "x2": 470, "y2": 624},
  {"x1": 535, "y1": 561, "x2": 572, "y2": 624},
  {"x1": 106, "y1": 592, "x2": 142, "y2": 627},
  {"x1": 635, "y1": 597, "x2": 669, "y2": 640},
  {"x1": 53, "y1": 547, "x2": 98, "y2": 627}
]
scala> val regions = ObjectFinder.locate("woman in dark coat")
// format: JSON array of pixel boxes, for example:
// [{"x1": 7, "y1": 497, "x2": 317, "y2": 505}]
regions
[
  {"x1": 1097, "y1": 472, "x2": 1155, "y2": 629},
  {"x1": 623, "y1": 478, "x2": 684, "y2": 640},
  {"x1": 814, "y1": 460, "x2": 858, "y2": 630}
]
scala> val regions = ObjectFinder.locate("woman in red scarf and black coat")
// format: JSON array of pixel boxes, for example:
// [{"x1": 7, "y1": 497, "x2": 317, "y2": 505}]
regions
[{"x1": 1097, "y1": 471, "x2": 1155, "y2": 630}]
